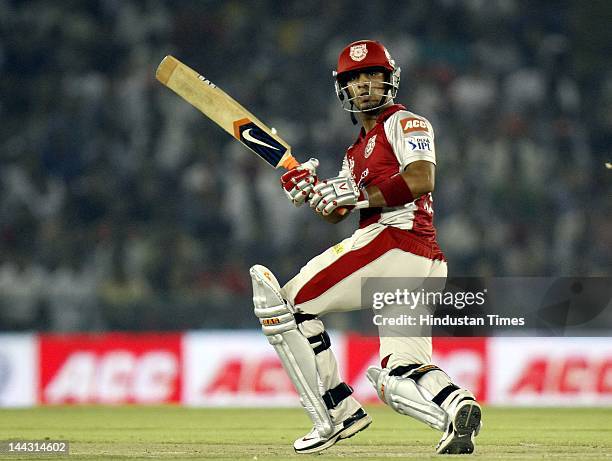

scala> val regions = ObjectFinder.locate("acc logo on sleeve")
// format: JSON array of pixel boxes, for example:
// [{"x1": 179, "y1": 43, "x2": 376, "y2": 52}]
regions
[
  {"x1": 407, "y1": 137, "x2": 432, "y2": 151},
  {"x1": 401, "y1": 117, "x2": 429, "y2": 134}
]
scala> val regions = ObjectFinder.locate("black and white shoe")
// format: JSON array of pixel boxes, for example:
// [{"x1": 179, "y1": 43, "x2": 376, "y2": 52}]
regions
[
  {"x1": 294, "y1": 408, "x2": 372, "y2": 454},
  {"x1": 436, "y1": 399, "x2": 482, "y2": 454}
]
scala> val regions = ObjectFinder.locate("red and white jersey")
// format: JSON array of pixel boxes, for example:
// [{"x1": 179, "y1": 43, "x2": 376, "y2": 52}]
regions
[{"x1": 339, "y1": 104, "x2": 444, "y2": 260}]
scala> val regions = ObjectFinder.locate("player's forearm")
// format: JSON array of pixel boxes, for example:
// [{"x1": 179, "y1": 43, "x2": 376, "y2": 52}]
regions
[{"x1": 364, "y1": 168, "x2": 434, "y2": 208}]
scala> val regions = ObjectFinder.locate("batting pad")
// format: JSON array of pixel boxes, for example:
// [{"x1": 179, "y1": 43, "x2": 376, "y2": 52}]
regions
[
  {"x1": 367, "y1": 365, "x2": 448, "y2": 431},
  {"x1": 250, "y1": 265, "x2": 333, "y2": 437}
]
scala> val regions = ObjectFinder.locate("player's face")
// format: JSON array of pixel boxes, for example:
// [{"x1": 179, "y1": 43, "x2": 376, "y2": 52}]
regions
[{"x1": 345, "y1": 70, "x2": 387, "y2": 111}]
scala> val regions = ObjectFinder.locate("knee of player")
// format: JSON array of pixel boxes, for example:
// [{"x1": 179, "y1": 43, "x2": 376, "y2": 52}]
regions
[
  {"x1": 250, "y1": 265, "x2": 296, "y2": 335},
  {"x1": 251, "y1": 285, "x2": 295, "y2": 336}
]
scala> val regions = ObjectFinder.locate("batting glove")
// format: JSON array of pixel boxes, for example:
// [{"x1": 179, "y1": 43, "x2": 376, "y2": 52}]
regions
[
  {"x1": 280, "y1": 158, "x2": 319, "y2": 207},
  {"x1": 309, "y1": 175, "x2": 368, "y2": 216}
]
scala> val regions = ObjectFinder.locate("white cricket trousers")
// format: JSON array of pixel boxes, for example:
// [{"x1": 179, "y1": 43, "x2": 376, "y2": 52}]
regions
[{"x1": 282, "y1": 222, "x2": 447, "y2": 371}]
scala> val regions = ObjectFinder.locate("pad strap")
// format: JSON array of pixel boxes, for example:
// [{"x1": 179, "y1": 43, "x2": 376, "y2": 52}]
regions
[
  {"x1": 308, "y1": 331, "x2": 331, "y2": 354},
  {"x1": 389, "y1": 364, "x2": 421, "y2": 377},
  {"x1": 322, "y1": 382, "x2": 353, "y2": 409},
  {"x1": 432, "y1": 384, "x2": 460, "y2": 406},
  {"x1": 390, "y1": 364, "x2": 442, "y2": 383},
  {"x1": 294, "y1": 312, "x2": 317, "y2": 324},
  {"x1": 409, "y1": 365, "x2": 442, "y2": 382}
]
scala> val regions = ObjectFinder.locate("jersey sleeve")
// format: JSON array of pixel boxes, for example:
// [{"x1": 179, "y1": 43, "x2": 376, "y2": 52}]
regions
[{"x1": 383, "y1": 111, "x2": 436, "y2": 171}]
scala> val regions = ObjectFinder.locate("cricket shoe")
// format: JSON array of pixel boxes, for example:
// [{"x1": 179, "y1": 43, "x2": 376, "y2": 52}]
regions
[
  {"x1": 294, "y1": 408, "x2": 372, "y2": 454},
  {"x1": 436, "y1": 398, "x2": 482, "y2": 455}
]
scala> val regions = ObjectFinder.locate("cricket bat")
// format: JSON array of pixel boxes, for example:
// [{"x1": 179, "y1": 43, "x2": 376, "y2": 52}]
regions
[
  {"x1": 155, "y1": 55, "x2": 299, "y2": 170},
  {"x1": 155, "y1": 55, "x2": 354, "y2": 215}
]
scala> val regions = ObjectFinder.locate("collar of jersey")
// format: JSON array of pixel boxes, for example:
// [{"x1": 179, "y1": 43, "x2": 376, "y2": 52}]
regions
[{"x1": 357, "y1": 104, "x2": 407, "y2": 140}]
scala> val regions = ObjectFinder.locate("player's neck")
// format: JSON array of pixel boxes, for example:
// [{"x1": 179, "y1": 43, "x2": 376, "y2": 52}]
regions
[
  {"x1": 358, "y1": 99, "x2": 394, "y2": 133},
  {"x1": 359, "y1": 114, "x2": 377, "y2": 133}
]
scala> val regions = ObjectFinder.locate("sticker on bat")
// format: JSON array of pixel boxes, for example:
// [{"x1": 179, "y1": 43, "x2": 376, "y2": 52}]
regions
[
  {"x1": 233, "y1": 118, "x2": 287, "y2": 167},
  {"x1": 197, "y1": 75, "x2": 216, "y2": 88}
]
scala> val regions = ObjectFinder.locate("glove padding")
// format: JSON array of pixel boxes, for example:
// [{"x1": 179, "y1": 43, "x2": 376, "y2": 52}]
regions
[
  {"x1": 309, "y1": 175, "x2": 364, "y2": 216},
  {"x1": 280, "y1": 158, "x2": 319, "y2": 207}
]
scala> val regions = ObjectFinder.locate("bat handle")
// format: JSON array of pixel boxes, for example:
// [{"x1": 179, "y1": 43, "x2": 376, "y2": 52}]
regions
[
  {"x1": 279, "y1": 154, "x2": 300, "y2": 170},
  {"x1": 335, "y1": 201, "x2": 369, "y2": 216}
]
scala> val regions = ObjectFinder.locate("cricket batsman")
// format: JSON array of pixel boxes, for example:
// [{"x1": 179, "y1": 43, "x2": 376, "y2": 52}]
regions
[{"x1": 250, "y1": 40, "x2": 482, "y2": 454}]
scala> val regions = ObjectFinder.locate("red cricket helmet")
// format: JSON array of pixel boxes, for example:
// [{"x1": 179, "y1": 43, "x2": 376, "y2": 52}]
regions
[
  {"x1": 336, "y1": 40, "x2": 396, "y2": 76},
  {"x1": 333, "y1": 40, "x2": 401, "y2": 113}
]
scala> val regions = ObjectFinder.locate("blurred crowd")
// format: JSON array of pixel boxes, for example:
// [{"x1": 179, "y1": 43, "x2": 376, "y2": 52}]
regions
[{"x1": 1, "y1": 0, "x2": 610, "y2": 331}]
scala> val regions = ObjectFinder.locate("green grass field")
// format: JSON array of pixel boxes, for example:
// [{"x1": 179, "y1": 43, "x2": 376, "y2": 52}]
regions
[{"x1": 0, "y1": 406, "x2": 611, "y2": 460}]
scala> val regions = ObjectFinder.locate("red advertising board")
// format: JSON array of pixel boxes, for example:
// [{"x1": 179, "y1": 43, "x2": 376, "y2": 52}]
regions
[
  {"x1": 488, "y1": 338, "x2": 612, "y2": 405},
  {"x1": 432, "y1": 337, "x2": 488, "y2": 402},
  {"x1": 183, "y1": 332, "x2": 298, "y2": 406},
  {"x1": 39, "y1": 333, "x2": 181, "y2": 404},
  {"x1": 27, "y1": 332, "x2": 611, "y2": 408}
]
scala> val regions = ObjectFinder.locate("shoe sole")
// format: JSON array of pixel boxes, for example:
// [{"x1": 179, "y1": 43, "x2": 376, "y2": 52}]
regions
[
  {"x1": 437, "y1": 402, "x2": 481, "y2": 455},
  {"x1": 295, "y1": 414, "x2": 372, "y2": 454},
  {"x1": 339, "y1": 413, "x2": 373, "y2": 441}
]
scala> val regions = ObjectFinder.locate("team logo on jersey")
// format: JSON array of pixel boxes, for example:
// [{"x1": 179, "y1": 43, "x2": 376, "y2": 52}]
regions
[
  {"x1": 401, "y1": 117, "x2": 429, "y2": 134},
  {"x1": 349, "y1": 43, "x2": 368, "y2": 61},
  {"x1": 407, "y1": 136, "x2": 432, "y2": 151},
  {"x1": 365, "y1": 135, "x2": 377, "y2": 158}
]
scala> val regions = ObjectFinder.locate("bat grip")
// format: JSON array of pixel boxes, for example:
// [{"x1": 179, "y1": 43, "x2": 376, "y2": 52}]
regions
[{"x1": 279, "y1": 155, "x2": 300, "y2": 170}]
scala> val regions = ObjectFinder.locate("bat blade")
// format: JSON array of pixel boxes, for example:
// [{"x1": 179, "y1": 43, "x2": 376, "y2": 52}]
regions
[{"x1": 155, "y1": 55, "x2": 298, "y2": 170}]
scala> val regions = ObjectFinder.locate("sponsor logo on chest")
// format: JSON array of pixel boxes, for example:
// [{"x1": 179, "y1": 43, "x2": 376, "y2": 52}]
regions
[
  {"x1": 347, "y1": 153, "x2": 369, "y2": 187},
  {"x1": 347, "y1": 156, "x2": 356, "y2": 178},
  {"x1": 365, "y1": 134, "x2": 377, "y2": 158},
  {"x1": 358, "y1": 168, "x2": 369, "y2": 188}
]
